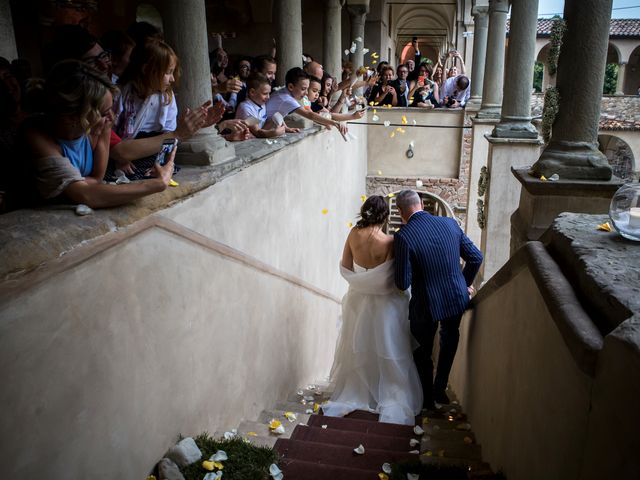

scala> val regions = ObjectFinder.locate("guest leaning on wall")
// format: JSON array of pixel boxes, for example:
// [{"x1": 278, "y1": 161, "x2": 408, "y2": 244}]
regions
[{"x1": 23, "y1": 60, "x2": 174, "y2": 208}]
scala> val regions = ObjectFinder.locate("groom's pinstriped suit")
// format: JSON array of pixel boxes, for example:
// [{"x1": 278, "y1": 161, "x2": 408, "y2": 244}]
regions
[{"x1": 394, "y1": 210, "x2": 483, "y2": 405}]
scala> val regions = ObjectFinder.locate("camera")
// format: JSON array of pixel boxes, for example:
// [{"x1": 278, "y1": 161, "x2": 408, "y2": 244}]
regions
[
  {"x1": 156, "y1": 138, "x2": 178, "y2": 166},
  {"x1": 445, "y1": 96, "x2": 456, "y2": 107}
]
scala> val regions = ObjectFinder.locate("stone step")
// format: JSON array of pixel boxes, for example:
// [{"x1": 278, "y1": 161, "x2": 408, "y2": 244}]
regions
[
  {"x1": 235, "y1": 419, "x2": 291, "y2": 448},
  {"x1": 307, "y1": 414, "x2": 418, "y2": 437},
  {"x1": 421, "y1": 454, "x2": 494, "y2": 476},
  {"x1": 273, "y1": 400, "x2": 318, "y2": 414},
  {"x1": 275, "y1": 437, "x2": 419, "y2": 470},
  {"x1": 290, "y1": 424, "x2": 420, "y2": 453},
  {"x1": 257, "y1": 410, "x2": 312, "y2": 430},
  {"x1": 421, "y1": 436, "x2": 483, "y2": 461},
  {"x1": 279, "y1": 458, "x2": 377, "y2": 480}
]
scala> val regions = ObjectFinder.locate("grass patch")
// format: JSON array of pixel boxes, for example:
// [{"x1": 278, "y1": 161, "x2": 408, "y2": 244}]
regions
[{"x1": 180, "y1": 433, "x2": 279, "y2": 480}]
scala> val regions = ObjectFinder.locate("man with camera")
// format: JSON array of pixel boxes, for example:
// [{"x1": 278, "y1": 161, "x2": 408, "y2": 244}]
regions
[{"x1": 441, "y1": 74, "x2": 470, "y2": 108}]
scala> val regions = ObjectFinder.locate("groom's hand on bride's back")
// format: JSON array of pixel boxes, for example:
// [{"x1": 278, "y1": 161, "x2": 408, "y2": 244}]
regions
[{"x1": 467, "y1": 285, "x2": 476, "y2": 297}]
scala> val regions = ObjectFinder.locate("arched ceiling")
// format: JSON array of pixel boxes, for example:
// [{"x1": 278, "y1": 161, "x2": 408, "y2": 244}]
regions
[{"x1": 389, "y1": 1, "x2": 459, "y2": 61}]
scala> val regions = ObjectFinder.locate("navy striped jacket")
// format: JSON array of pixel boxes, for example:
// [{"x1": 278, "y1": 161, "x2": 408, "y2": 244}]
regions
[{"x1": 394, "y1": 211, "x2": 483, "y2": 321}]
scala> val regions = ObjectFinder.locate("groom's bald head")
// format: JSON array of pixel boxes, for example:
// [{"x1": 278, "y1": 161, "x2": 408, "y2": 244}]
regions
[{"x1": 396, "y1": 190, "x2": 423, "y2": 224}]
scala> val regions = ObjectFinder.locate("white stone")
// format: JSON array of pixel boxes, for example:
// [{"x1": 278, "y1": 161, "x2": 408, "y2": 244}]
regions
[
  {"x1": 165, "y1": 437, "x2": 202, "y2": 467},
  {"x1": 157, "y1": 458, "x2": 185, "y2": 480}
]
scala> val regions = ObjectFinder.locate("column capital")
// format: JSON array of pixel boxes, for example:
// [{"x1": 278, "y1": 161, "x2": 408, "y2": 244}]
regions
[
  {"x1": 472, "y1": 4, "x2": 489, "y2": 17},
  {"x1": 489, "y1": 0, "x2": 509, "y2": 15},
  {"x1": 346, "y1": 3, "x2": 369, "y2": 17},
  {"x1": 619, "y1": 61, "x2": 628, "y2": 66}
]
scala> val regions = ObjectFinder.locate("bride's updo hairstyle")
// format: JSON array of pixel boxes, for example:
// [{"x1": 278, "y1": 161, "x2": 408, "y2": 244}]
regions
[{"x1": 355, "y1": 195, "x2": 389, "y2": 228}]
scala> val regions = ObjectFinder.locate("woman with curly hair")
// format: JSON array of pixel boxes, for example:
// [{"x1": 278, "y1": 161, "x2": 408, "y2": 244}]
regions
[
  {"x1": 323, "y1": 195, "x2": 423, "y2": 425},
  {"x1": 24, "y1": 60, "x2": 174, "y2": 208}
]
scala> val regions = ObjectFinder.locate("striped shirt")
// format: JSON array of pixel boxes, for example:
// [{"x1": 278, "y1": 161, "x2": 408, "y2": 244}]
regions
[{"x1": 394, "y1": 211, "x2": 483, "y2": 321}]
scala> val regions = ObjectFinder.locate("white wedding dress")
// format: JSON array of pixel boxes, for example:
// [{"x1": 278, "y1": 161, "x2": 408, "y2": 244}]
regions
[{"x1": 322, "y1": 260, "x2": 423, "y2": 425}]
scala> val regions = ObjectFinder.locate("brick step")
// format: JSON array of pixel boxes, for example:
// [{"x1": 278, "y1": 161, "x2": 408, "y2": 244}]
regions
[
  {"x1": 308, "y1": 413, "x2": 419, "y2": 437},
  {"x1": 421, "y1": 453, "x2": 494, "y2": 474},
  {"x1": 274, "y1": 438, "x2": 419, "y2": 470},
  {"x1": 290, "y1": 424, "x2": 420, "y2": 453},
  {"x1": 278, "y1": 458, "x2": 377, "y2": 480}
]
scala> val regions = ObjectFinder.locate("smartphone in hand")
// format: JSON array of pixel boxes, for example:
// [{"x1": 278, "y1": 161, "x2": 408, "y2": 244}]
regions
[{"x1": 156, "y1": 138, "x2": 178, "y2": 166}]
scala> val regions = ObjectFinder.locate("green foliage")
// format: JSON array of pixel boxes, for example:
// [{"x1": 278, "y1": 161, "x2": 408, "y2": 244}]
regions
[
  {"x1": 547, "y1": 17, "x2": 566, "y2": 76},
  {"x1": 533, "y1": 62, "x2": 544, "y2": 93},
  {"x1": 541, "y1": 87, "x2": 560, "y2": 144},
  {"x1": 181, "y1": 433, "x2": 279, "y2": 480},
  {"x1": 604, "y1": 63, "x2": 619, "y2": 95}
]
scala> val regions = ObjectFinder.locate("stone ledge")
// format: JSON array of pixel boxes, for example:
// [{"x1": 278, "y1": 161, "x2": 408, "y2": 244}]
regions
[
  {"x1": 542, "y1": 212, "x2": 640, "y2": 334},
  {"x1": 512, "y1": 166, "x2": 623, "y2": 197},
  {"x1": 0, "y1": 127, "x2": 322, "y2": 282}
]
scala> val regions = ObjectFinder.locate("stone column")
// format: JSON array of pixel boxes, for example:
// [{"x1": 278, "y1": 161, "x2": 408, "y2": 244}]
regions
[
  {"x1": 0, "y1": 0, "x2": 18, "y2": 60},
  {"x1": 531, "y1": 0, "x2": 613, "y2": 180},
  {"x1": 477, "y1": 0, "x2": 509, "y2": 118},
  {"x1": 492, "y1": 0, "x2": 539, "y2": 138},
  {"x1": 324, "y1": 0, "x2": 344, "y2": 79},
  {"x1": 162, "y1": 0, "x2": 235, "y2": 165},
  {"x1": 615, "y1": 62, "x2": 627, "y2": 95},
  {"x1": 466, "y1": 3, "x2": 489, "y2": 111},
  {"x1": 274, "y1": 0, "x2": 303, "y2": 86},
  {"x1": 347, "y1": 4, "x2": 369, "y2": 71}
]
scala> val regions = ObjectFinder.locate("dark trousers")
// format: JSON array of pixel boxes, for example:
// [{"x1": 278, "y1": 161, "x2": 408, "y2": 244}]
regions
[{"x1": 410, "y1": 312, "x2": 463, "y2": 404}]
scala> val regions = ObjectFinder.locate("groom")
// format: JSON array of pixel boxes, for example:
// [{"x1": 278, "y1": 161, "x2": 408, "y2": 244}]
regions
[{"x1": 394, "y1": 190, "x2": 483, "y2": 410}]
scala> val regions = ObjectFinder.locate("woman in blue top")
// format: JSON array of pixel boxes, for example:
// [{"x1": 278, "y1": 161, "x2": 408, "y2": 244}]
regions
[{"x1": 24, "y1": 60, "x2": 174, "y2": 208}]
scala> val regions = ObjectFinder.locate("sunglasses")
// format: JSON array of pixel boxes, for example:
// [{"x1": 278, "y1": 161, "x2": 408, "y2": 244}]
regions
[{"x1": 84, "y1": 50, "x2": 111, "y2": 66}]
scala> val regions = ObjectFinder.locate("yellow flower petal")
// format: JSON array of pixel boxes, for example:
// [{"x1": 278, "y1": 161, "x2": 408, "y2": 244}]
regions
[
  {"x1": 377, "y1": 170, "x2": 383, "y2": 175},
  {"x1": 146, "y1": 476, "x2": 157, "y2": 480},
  {"x1": 347, "y1": 222, "x2": 353, "y2": 228},
  {"x1": 387, "y1": 193, "x2": 395, "y2": 198},
  {"x1": 313, "y1": 403, "x2": 320, "y2": 413},
  {"x1": 168, "y1": 179, "x2": 179, "y2": 187},
  {"x1": 540, "y1": 175, "x2": 547, "y2": 181},
  {"x1": 373, "y1": 109, "x2": 377, "y2": 114},
  {"x1": 360, "y1": 195, "x2": 367, "y2": 202},
  {"x1": 247, "y1": 431, "x2": 258, "y2": 437},
  {"x1": 390, "y1": 132, "x2": 395, "y2": 138},
  {"x1": 269, "y1": 419, "x2": 282, "y2": 430},
  {"x1": 284, "y1": 411, "x2": 297, "y2": 422},
  {"x1": 202, "y1": 460, "x2": 215, "y2": 471},
  {"x1": 213, "y1": 462, "x2": 224, "y2": 470},
  {"x1": 321, "y1": 208, "x2": 329, "y2": 215},
  {"x1": 597, "y1": 222, "x2": 612, "y2": 232},
  {"x1": 379, "y1": 474, "x2": 389, "y2": 480},
  {"x1": 401, "y1": 115, "x2": 408, "y2": 125},
  {"x1": 372, "y1": 60, "x2": 377, "y2": 64}
]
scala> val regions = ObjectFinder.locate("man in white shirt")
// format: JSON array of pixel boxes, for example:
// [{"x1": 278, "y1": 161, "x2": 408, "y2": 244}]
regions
[{"x1": 441, "y1": 75, "x2": 471, "y2": 108}]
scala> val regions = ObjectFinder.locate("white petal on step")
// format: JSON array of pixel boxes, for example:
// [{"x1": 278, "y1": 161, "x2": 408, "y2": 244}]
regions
[
  {"x1": 382, "y1": 463, "x2": 392, "y2": 474},
  {"x1": 409, "y1": 450, "x2": 420, "y2": 454},
  {"x1": 372, "y1": 115, "x2": 380, "y2": 122},
  {"x1": 321, "y1": 424, "x2": 328, "y2": 429},
  {"x1": 210, "y1": 450, "x2": 228, "y2": 462},
  {"x1": 344, "y1": 49, "x2": 350, "y2": 56},
  {"x1": 354, "y1": 444, "x2": 365, "y2": 455},
  {"x1": 407, "y1": 474, "x2": 420, "y2": 480},
  {"x1": 409, "y1": 438, "x2": 420, "y2": 447},
  {"x1": 413, "y1": 425, "x2": 424, "y2": 435},
  {"x1": 383, "y1": 120, "x2": 391, "y2": 127},
  {"x1": 269, "y1": 463, "x2": 284, "y2": 480},
  {"x1": 363, "y1": 48, "x2": 370, "y2": 54},
  {"x1": 273, "y1": 425, "x2": 285, "y2": 435}
]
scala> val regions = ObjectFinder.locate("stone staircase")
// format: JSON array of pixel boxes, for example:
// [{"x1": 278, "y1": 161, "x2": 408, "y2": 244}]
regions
[{"x1": 231, "y1": 383, "x2": 498, "y2": 479}]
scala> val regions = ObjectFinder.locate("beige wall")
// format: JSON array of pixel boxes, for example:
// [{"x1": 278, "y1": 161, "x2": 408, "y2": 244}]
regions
[
  {"x1": 0, "y1": 129, "x2": 367, "y2": 479},
  {"x1": 451, "y1": 267, "x2": 592, "y2": 480},
  {"x1": 366, "y1": 108, "x2": 464, "y2": 178}
]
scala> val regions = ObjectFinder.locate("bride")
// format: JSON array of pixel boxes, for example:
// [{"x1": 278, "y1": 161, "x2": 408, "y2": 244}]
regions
[{"x1": 322, "y1": 195, "x2": 423, "y2": 425}]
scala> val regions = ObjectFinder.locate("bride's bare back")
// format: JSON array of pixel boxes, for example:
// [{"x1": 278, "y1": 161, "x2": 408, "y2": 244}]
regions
[{"x1": 341, "y1": 225, "x2": 394, "y2": 270}]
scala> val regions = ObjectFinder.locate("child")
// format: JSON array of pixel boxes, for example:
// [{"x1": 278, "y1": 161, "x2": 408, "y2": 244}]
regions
[
  {"x1": 235, "y1": 73, "x2": 286, "y2": 138},
  {"x1": 114, "y1": 39, "x2": 180, "y2": 140},
  {"x1": 265, "y1": 67, "x2": 344, "y2": 133},
  {"x1": 307, "y1": 76, "x2": 364, "y2": 123}
]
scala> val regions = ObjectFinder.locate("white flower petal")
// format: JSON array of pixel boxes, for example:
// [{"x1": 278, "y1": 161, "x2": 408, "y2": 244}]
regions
[
  {"x1": 409, "y1": 438, "x2": 420, "y2": 447},
  {"x1": 269, "y1": 464, "x2": 283, "y2": 476},
  {"x1": 407, "y1": 474, "x2": 420, "y2": 480},
  {"x1": 363, "y1": 48, "x2": 370, "y2": 54},
  {"x1": 382, "y1": 463, "x2": 392, "y2": 474},
  {"x1": 321, "y1": 424, "x2": 328, "y2": 429},
  {"x1": 413, "y1": 425, "x2": 424, "y2": 436},
  {"x1": 415, "y1": 180, "x2": 423, "y2": 188},
  {"x1": 210, "y1": 450, "x2": 228, "y2": 462},
  {"x1": 409, "y1": 449, "x2": 420, "y2": 454},
  {"x1": 372, "y1": 115, "x2": 380, "y2": 122},
  {"x1": 383, "y1": 120, "x2": 391, "y2": 127},
  {"x1": 354, "y1": 444, "x2": 365, "y2": 455},
  {"x1": 305, "y1": 409, "x2": 313, "y2": 414},
  {"x1": 223, "y1": 431, "x2": 236, "y2": 440},
  {"x1": 344, "y1": 49, "x2": 350, "y2": 56},
  {"x1": 273, "y1": 425, "x2": 285, "y2": 435},
  {"x1": 297, "y1": 389, "x2": 304, "y2": 396}
]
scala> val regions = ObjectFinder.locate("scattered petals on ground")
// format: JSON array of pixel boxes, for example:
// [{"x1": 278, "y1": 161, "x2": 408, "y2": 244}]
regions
[
  {"x1": 413, "y1": 425, "x2": 424, "y2": 435},
  {"x1": 353, "y1": 444, "x2": 365, "y2": 454}
]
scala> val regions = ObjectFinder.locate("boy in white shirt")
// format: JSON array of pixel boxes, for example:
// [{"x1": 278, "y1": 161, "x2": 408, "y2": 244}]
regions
[
  {"x1": 266, "y1": 67, "x2": 346, "y2": 134},
  {"x1": 235, "y1": 73, "x2": 292, "y2": 138}
]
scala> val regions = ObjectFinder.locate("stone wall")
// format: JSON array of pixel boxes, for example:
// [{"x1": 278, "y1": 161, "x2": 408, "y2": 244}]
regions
[
  {"x1": 365, "y1": 108, "x2": 469, "y2": 225},
  {"x1": 530, "y1": 93, "x2": 640, "y2": 121},
  {"x1": 0, "y1": 128, "x2": 368, "y2": 479}
]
